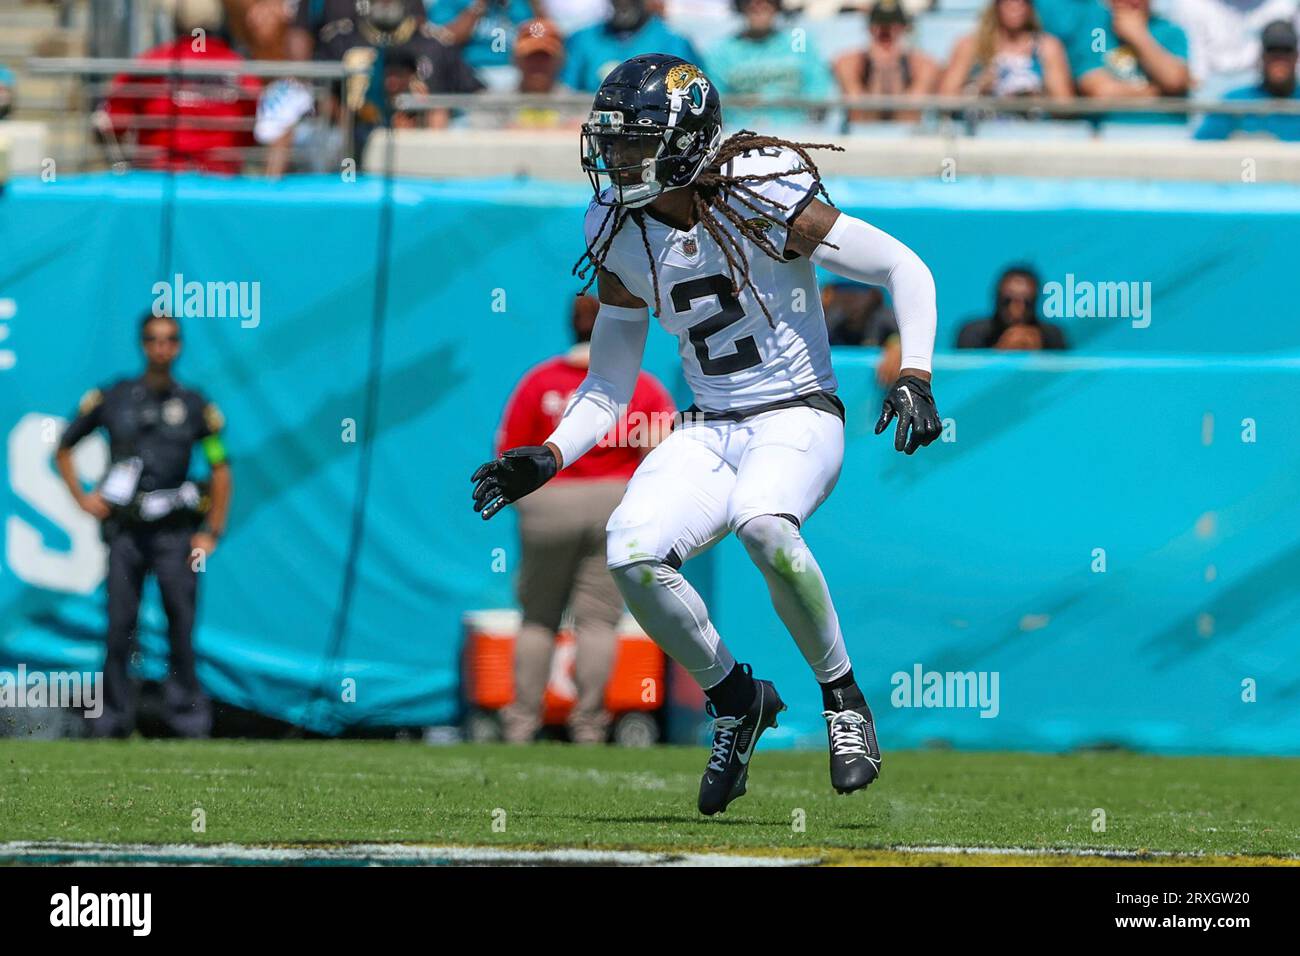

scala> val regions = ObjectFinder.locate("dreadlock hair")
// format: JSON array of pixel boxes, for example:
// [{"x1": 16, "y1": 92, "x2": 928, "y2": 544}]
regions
[{"x1": 572, "y1": 131, "x2": 845, "y2": 325}]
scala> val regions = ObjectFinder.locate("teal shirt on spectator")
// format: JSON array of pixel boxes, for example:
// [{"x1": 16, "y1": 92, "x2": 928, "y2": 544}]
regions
[
  {"x1": 1033, "y1": 0, "x2": 1094, "y2": 47},
  {"x1": 705, "y1": 28, "x2": 831, "y2": 130},
  {"x1": 562, "y1": 17, "x2": 700, "y2": 92},
  {"x1": 429, "y1": 0, "x2": 534, "y2": 69},
  {"x1": 1069, "y1": 9, "x2": 1189, "y2": 124},
  {"x1": 1195, "y1": 84, "x2": 1300, "y2": 142}
]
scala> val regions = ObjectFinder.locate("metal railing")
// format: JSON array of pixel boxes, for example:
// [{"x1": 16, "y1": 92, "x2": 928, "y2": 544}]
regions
[
  {"x1": 26, "y1": 57, "x2": 366, "y2": 80},
  {"x1": 393, "y1": 91, "x2": 1300, "y2": 117},
  {"x1": 20, "y1": 56, "x2": 1300, "y2": 175}
]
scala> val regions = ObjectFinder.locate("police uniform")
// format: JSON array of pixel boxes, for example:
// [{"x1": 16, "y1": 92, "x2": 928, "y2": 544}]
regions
[{"x1": 59, "y1": 377, "x2": 227, "y2": 738}]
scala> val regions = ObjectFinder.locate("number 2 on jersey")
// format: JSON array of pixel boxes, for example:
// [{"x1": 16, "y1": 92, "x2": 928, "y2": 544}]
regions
[{"x1": 672, "y1": 274, "x2": 762, "y2": 377}]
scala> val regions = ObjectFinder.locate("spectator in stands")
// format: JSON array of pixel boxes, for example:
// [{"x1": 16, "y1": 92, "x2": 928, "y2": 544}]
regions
[
  {"x1": 663, "y1": 0, "x2": 736, "y2": 17},
  {"x1": 938, "y1": 0, "x2": 1074, "y2": 102},
  {"x1": 956, "y1": 265, "x2": 1068, "y2": 350},
  {"x1": 429, "y1": 0, "x2": 542, "y2": 90},
  {"x1": 511, "y1": 18, "x2": 571, "y2": 128},
  {"x1": 833, "y1": 0, "x2": 939, "y2": 124},
  {"x1": 561, "y1": 0, "x2": 700, "y2": 92},
  {"x1": 1196, "y1": 20, "x2": 1300, "y2": 140},
  {"x1": 705, "y1": 0, "x2": 832, "y2": 131},
  {"x1": 495, "y1": 295, "x2": 676, "y2": 745},
  {"x1": 1033, "y1": 0, "x2": 1098, "y2": 45},
  {"x1": 822, "y1": 282, "x2": 910, "y2": 385},
  {"x1": 0, "y1": 64, "x2": 14, "y2": 120},
  {"x1": 385, "y1": 45, "x2": 451, "y2": 127},
  {"x1": 102, "y1": 0, "x2": 261, "y2": 174},
  {"x1": 224, "y1": 0, "x2": 295, "y2": 59},
  {"x1": 255, "y1": 77, "x2": 341, "y2": 175},
  {"x1": 292, "y1": 0, "x2": 482, "y2": 156},
  {"x1": 1173, "y1": 0, "x2": 1298, "y2": 98},
  {"x1": 1069, "y1": 0, "x2": 1191, "y2": 122},
  {"x1": 824, "y1": 282, "x2": 898, "y2": 347}
]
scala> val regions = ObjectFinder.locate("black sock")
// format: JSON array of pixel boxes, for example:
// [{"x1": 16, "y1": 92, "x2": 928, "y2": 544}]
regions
[
  {"x1": 705, "y1": 663, "x2": 756, "y2": 716},
  {"x1": 820, "y1": 669, "x2": 866, "y2": 711}
]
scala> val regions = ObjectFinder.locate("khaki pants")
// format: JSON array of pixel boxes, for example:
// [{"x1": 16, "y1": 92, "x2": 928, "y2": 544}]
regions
[{"x1": 501, "y1": 479, "x2": 627, "y2": 744}]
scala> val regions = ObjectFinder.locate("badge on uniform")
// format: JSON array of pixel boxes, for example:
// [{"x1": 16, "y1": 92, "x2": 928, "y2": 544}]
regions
[
  {"x1": 680, "y1": 236, "x2": 698, "y2": 257},
  {"x1": 162, "y1": 397, "x2": 188, "y2": 427}
]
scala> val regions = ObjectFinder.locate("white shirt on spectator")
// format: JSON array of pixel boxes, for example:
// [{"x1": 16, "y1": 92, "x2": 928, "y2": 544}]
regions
[
  {"x1": 545, "y1": 0, "x2": 611, "y2": 35},
  {"x1": 1172, "y1": 0, "x2": 1299, "y2": 87}
]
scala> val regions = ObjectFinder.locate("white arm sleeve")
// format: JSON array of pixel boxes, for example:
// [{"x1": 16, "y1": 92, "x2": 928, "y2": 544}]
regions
[
  {"x1": 811, "y1": 212, "x2": 937, "y2": 374},
  {"x1": 544, "y1": 303, "x2": 649, "y2": 468}
]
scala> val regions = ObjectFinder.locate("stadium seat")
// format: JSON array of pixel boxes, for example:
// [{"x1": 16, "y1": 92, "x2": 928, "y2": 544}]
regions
[
  {"x1": 912, "y1": 11, "x2": 978, "y2": 62},
  {"x1": 663, "y1": 12, "x2": 742, "y2": 58},
  {"x1": 843, "y1": 120, "x2": 921, "y2": 139},
  {"x1": 1098, "y1": 121, "x2": 1194, "y2": 141},
  {"x1": 972, "y1": 119, "x2": 1095, "y2": 141},
  {"x1": 794, "y1": 12, "x2": 871, "y2": 63}
]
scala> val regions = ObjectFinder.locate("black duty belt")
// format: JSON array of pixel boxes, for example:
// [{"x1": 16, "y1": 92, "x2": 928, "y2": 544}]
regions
[
  {"x1": 677, "y1": 390, "x2": 845, "y2": 427},
  {"x1": 101, "y1": 481, "x2": 208, "y2": 537}
]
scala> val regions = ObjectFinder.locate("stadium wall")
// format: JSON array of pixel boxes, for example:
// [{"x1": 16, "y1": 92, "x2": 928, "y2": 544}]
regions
[{"x1": 1, "y1": 172, "x2": 1296, "y2": 752}]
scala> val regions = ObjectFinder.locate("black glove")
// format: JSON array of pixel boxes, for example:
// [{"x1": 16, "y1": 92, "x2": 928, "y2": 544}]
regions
[
  {"x1": 470, "y1": 446, "x2": 559, "y2": 520},
  {"x1": 875, "y1": 375, "x2": 941, "y2": 455}
]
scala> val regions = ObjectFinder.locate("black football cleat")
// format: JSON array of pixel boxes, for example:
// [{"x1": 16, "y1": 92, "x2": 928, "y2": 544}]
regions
[
  {"x1": 697, "y1": 678, "x2": 786, "y2": 816},
  {"x1": 824, "y1": 702, "x2": 882, "y2": 794}
]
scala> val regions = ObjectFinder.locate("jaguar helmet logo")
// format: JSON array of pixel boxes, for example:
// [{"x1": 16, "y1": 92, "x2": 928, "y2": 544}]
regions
[{"x1": 664, "y1": 63, "x2": 710, "y2": 117}]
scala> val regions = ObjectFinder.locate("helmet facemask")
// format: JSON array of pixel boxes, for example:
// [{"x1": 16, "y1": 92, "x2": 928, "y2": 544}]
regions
[{"x1": 581, "y1": 112, "x2": 721, "y2": 208}]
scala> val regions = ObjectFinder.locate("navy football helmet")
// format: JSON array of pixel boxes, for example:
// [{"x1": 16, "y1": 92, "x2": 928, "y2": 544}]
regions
[{"x1": 580, "y1": 54, "x2": 724, "y2": 208}]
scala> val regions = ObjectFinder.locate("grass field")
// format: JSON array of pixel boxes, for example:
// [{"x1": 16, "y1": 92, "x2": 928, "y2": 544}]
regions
[{"x1": 1, "y1": 741, "x2": 1297, "y2": 865}]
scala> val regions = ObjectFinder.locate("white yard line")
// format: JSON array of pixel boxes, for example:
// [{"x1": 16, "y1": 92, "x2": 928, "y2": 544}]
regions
[
  {"x1": 3, "y1": 841, "x2": 1290, "y2": 866},
  {"x1": 0, "y1": 841, "x2": 816, "y2": 867}
]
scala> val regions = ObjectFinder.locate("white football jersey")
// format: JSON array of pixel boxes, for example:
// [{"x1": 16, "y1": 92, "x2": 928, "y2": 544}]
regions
[{"x1": 584, "y1": 145, "x2": 838, "y2": 412}]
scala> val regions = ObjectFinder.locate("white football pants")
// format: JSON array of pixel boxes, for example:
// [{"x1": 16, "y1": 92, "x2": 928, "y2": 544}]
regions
[{"x1": 606, "y1": 404, "x2": 851, "y2": 689}]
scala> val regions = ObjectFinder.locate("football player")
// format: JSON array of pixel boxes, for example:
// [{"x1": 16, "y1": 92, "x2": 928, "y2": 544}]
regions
[{"x1": 472, "y1": 54, "x2": 940, "y2": 814}]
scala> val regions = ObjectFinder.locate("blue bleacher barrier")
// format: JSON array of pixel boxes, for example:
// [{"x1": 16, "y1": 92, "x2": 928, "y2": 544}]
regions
[
  {"x1": 1, "y1": 172, "x2": 1296, "y2": 752},
  {"x1": 717, "y1": 349, "x2": 1300, "y2": 754}
]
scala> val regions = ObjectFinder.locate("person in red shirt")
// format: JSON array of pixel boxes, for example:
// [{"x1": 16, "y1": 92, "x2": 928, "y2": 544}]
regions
[
  {"x1": 102, "y1": 0, "x2": 261, "y2": 175},
  {"x1": 496, "y1": 294, "x2": 676, "y2": 744}
]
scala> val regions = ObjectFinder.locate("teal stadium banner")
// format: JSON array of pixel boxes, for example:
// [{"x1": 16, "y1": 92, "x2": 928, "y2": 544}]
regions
[{"x1": 1, "y1": 172, "x2": 1297, "y2": 751}]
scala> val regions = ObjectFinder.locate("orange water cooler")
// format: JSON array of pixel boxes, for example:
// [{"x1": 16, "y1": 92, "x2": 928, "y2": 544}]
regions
[{"x1": 460, "y1": 609, "x2": 667, "y2": 746}]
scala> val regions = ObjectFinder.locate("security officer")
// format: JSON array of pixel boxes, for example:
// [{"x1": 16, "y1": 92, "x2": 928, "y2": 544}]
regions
[{"x1": 54, "y1": 312, "x2": 232, "y2": 738}]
